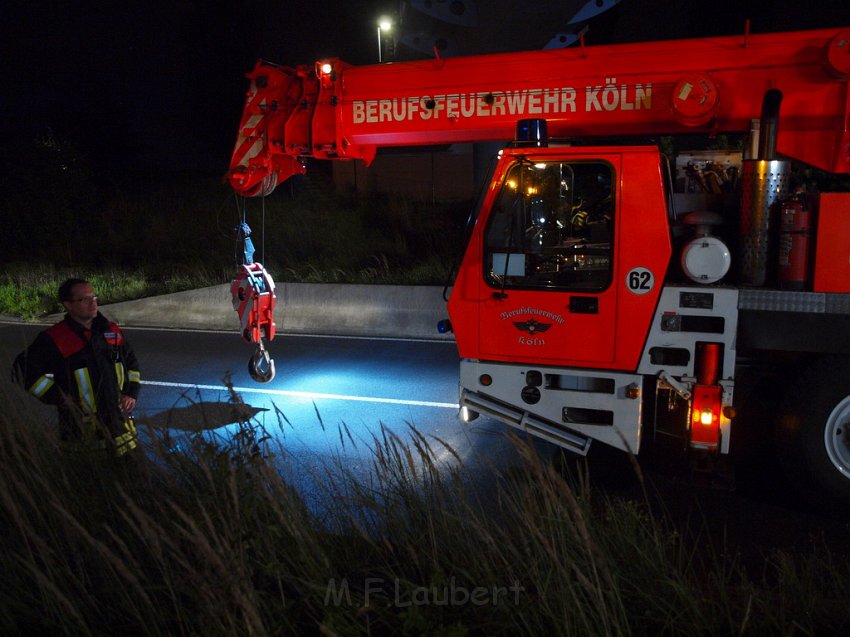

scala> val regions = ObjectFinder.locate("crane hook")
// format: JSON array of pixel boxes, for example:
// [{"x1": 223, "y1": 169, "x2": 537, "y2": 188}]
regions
[
  {"x1": 248, "y1": 340, "x2": 275, "y2": 383},
  {"x1": 231, "y1": 259, "x2": 277, "y2": 384}
]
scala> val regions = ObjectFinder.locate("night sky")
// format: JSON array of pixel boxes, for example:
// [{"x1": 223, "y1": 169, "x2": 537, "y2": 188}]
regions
[{"x1": 2, "y1": 0, "x2": 847, "y2": 176}]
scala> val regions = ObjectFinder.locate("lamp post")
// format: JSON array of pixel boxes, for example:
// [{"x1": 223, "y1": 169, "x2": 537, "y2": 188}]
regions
[{"x1": 377, "y1": 16, "x2": 392, "y2": 62}]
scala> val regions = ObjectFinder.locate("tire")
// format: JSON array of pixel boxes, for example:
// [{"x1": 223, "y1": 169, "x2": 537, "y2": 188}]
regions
[{"x1": 775, "y1": 356, "x2": 850, "y2": 509}]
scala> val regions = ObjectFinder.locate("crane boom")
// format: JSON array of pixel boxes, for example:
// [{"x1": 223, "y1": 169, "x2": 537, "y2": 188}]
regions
[{"x1": 228, "y1": 27, "x2": 850, "y2": 196}]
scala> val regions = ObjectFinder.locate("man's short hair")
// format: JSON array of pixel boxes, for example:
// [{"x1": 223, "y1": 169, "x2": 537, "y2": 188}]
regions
[{"x1": 58, "y1": 278, "x2": 90, "y2": 302}]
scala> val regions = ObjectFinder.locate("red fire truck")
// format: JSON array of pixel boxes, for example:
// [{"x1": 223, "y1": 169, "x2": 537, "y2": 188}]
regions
[{"x1": 227, "y1": 27, "x2": 850, "y2": 503}]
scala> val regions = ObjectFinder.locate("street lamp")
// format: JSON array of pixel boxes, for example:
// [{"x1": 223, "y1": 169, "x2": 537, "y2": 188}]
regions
[{"x1": 377, "y1": 16, "x2": 392, "y2": 62}]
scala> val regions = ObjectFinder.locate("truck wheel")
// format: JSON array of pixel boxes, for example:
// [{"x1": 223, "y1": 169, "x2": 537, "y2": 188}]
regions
[{"x1": 775, "y1": 356, "x2": 850, "y2": 508}]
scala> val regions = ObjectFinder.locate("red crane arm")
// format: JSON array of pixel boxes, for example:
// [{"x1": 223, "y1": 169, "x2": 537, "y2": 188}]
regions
[{"x1": 228, "y1": 27, "x2": 850, "y2": 196}]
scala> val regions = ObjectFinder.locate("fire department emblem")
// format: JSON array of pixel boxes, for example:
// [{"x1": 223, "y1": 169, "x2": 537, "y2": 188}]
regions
[{"x1": 513, "y1": 319, "x2": 553, "y2": 335}]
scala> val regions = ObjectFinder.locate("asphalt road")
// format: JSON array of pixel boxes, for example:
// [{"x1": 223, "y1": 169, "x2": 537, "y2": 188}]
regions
[
  {"x1": 2, "y1": 320, "x2": 848, "y2": 564},
  {"x1": 0, "y1": 321, "x2": 529, "y2": 502}
]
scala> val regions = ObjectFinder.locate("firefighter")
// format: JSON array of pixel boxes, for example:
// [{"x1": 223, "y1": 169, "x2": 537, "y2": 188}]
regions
[{"x1": 12, "y1": 278, "x2": 141, "y2": 457}]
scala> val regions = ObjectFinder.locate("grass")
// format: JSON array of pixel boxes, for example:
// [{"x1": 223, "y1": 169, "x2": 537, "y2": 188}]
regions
[
  {"x1": 2, "y1": 380, "x2": 849, "y2": 635},
  {"x1": 0, "y1": 162, "x2": 467, "y2": 318},
  {"x1": 0, "y1": 256, "x2": 454, "y2": 319},
  {"x1": 0, "y1": 264, "x2": 233, "y2": 319}
]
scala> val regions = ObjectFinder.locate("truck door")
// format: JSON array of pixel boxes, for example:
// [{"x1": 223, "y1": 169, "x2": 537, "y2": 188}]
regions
[{"x1": 478, "y1": 155, "x2": 619, "y2": 366}]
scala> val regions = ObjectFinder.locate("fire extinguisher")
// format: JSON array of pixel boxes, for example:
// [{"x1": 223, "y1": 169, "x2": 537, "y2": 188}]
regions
[{"x1": 777, "y1": 195, "x2": 814, "y2": 290}]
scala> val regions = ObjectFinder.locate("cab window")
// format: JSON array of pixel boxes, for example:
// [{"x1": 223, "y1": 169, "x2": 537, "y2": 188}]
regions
[{"x1": 484, "y1": 160, "x2": 613, "y2": 291}]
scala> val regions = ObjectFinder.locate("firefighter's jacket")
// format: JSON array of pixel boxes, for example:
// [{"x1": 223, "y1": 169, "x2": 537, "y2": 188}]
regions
[{"x1": 13, "y1": 313, "x2": 141, "y2": 455}]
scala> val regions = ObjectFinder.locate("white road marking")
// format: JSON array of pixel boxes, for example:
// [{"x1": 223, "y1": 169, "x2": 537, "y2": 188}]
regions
[{"x1": 141, "y1": 379, "x2": 459, "y2": 409}]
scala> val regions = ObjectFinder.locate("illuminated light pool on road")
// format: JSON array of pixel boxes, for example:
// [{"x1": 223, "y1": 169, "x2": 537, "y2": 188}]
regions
[{"x1": 142, "y1": 380, "x2": 459, "y2": 409}]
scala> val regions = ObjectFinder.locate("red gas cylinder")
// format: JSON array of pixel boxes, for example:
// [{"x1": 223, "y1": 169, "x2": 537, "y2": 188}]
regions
[{"x1": 777, "y1": 198, "x2": 814, "y2": 290}]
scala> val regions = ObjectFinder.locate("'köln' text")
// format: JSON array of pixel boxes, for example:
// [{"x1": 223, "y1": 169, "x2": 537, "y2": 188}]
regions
[{"x1": 351, "y1": 79, "x2": 652, "y2": 124}]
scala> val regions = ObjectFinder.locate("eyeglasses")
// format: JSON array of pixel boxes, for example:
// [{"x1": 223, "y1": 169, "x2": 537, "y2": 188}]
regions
[{"x1": 71, "y1": 295, "x2": 98, "y2": 303}]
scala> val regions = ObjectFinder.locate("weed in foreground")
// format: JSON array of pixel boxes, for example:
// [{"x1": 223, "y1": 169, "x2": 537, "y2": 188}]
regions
[{"x1": 1, "y1": 380, "x2": 849, "y2": 635}]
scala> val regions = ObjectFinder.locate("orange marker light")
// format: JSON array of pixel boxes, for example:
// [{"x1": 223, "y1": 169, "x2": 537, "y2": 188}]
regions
[{"x1": 690, "y1": 384, "x2": 722, "y2": 450}]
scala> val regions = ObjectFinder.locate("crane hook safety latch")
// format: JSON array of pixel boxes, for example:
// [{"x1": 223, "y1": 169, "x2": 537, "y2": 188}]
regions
[{"x1": 231, "y1": 262, "x2": 277, "y2": 383}]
